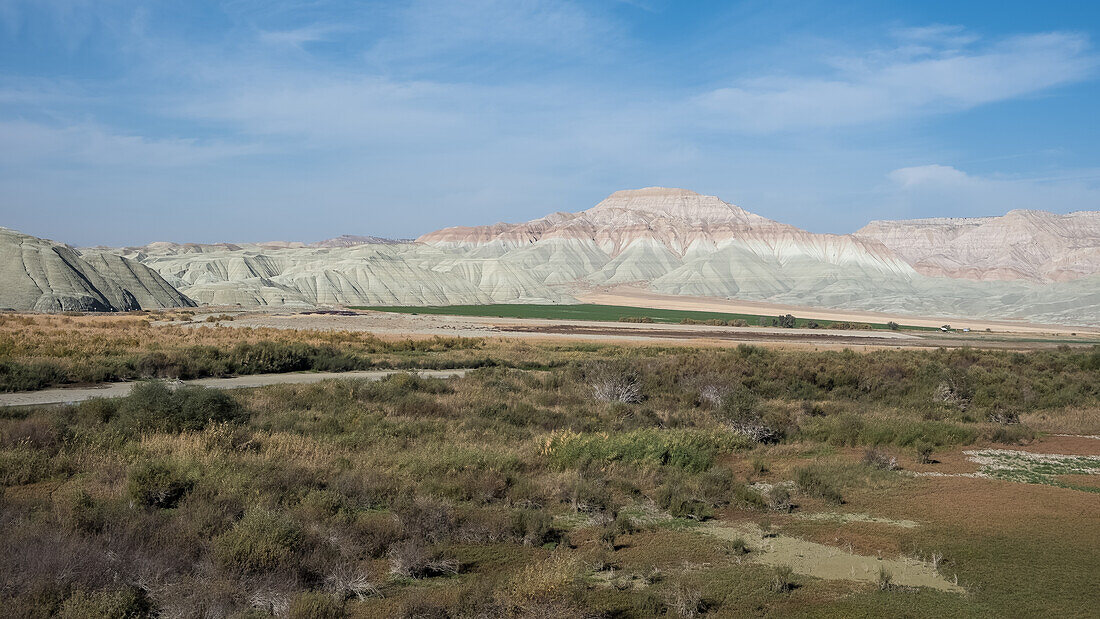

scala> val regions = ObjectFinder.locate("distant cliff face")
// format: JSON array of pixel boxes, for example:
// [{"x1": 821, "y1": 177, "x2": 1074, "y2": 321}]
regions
[
  {"x1": 0, "y1": 227, "x2": 195, "y2": 312},
  {"x1": 855, "y1": 210, "x2": 1100, "y2": 283},
  {"x1": 417, "y1": 186, "x2": 919, "y2": 294},
  {"x1": 7, "y1": 188, "x2": 1099, "y2": 325}
]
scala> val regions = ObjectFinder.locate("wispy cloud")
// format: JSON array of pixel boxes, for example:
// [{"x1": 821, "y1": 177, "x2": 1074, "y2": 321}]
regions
[
  {"x1": 1, "y1": 3, "x2": 1098, "y2": 244},
  {"x1": 0, "y1": 120, "x2": 264, "y2": 167},
  {"x1": 257, "y1": 24, "x2": 350, "y2": 49},
  {"x1": 885, "y1": 164, "x2": 1100, "y2": 217},
  {"x1": 697, "y1": 31, "x2": 1097, "y2": 132}
]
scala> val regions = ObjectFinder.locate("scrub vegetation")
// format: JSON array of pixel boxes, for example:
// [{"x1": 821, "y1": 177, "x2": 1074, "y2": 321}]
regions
[{"x1": 1, "y1": 313, "x2": 1099, "y2": 616}]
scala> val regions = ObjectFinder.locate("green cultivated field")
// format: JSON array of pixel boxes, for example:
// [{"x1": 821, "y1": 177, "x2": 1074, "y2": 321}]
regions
[{"x1": 354, "y1": 303, "x2": 933, "y2": 331}]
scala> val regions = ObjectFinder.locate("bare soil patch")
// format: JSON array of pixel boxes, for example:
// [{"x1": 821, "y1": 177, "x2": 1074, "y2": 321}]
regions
[{"x1": 700, "y1": 521, "x2": 962, "y2": 592}]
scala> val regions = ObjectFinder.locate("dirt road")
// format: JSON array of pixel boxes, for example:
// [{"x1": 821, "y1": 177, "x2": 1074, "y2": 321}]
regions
[{"x1": 0, "y1": 369, "x2": 468, "y2": 407}]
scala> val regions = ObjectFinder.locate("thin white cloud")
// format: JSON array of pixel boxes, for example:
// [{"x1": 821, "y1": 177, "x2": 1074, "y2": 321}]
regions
[
  {"x1": 698, "y1": 32, "x2": 1097, "y2": 132},
  {"x1": 257, "y1": 24, "x2": 350, "y2": 49},
  {"x1": 367, "y1": 0, "x2": 614, "y2": 66},
  {"x1": 885, "y1": 164, "x2": 1100, "y2": 217},
  {"x1": 0, "y1": 120, "x2": 264, "y2": 167},
  {"x1": 888, "y1": 164, "x2": 970, "y2": 188}
]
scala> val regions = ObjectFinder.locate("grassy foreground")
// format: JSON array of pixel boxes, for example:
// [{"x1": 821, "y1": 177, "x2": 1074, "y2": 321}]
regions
[
  {"x1": 353, "y1": 303, "x2": 934, "y2": 331},
  {"x1": 1, "y1": 316, "x2": 1099, "y2": 617}
]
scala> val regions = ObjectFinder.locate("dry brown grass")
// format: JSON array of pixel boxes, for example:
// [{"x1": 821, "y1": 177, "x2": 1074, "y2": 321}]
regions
[
  {"x1": 1021, "y1": 407, "x2": 1100, "y2": 435},
  {"x1": 0, "y1": 312, "x2": 442, "y2": 359}
]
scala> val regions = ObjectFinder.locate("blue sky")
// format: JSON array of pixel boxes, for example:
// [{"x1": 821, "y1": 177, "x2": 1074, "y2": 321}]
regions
[{"x1": 1, "y1": 0, "x2": 1099, "y2": 245}]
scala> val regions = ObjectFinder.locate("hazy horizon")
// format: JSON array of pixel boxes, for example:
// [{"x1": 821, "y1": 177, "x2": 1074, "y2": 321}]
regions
[{"x1": 3, "y1": 1, "x2": 1099, "y2": 246}]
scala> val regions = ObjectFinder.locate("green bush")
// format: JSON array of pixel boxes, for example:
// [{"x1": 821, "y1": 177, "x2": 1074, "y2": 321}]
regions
[
  {"x1": 76, "y1": 397, "x2": 120, "y2": 424},
  {"x1": 914, "y1": 440, "x2": 935, "y2": 464},
  {"x1": 0, "y1": 360, "x2": 69, "y2": 392},
  {"x1": 731, "y1": 484, "x2": 768, "y2": 509},
  {"x1": 544, "y1": 429, "x2": 751, "y2": 472},
  {"x1": 213, "y1": 509, "x2": 304, "y2": 573},
  {"x1": 229, "y1": 341, "x2": 312, "y2": 374},
  {"x1": 128, "y1": 461, "x2": 194, "y2": 509},
  {"x1": 116, "y1": 382, "x2": 245, "y2": 432},
  {"x1": 772, "y1": 314, "x2": 797, "y2": 328},
  {"x1": 56, "y1": 587, "x2": 153, "y2": 618},
  {"x1": 65, "y1": 490, "x2": 107, "y2": 534},
  {"x1": 0, "y1": 445, "x2": 54, "y2": 485},
  {"x1": 511, "y1": 509, "x2": 556, "y2": 546},
  {"x1": 798, "y1": 413, "x2": 977, "y2": 448},
  {"x1": 984, "y1": 424, "x2": 1036, "y2": 445},
  {"x1": 656, "y1": 483, "x2": 712, "y2": 520},
  {"x1": 795, "y1": 467, "x2": 843, "y2": 504},
  {"x1": 288, "y1": 592, "x2": 345, "y2": 619}
]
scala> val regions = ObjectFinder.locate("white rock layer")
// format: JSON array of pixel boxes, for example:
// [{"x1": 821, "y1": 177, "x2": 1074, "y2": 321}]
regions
[
  {"x1": 855, "y1": 210, "x2": 1100, "y2": 282},
  {"x1": 0, "y1": 227, "x2": 196, "y2": 312}
]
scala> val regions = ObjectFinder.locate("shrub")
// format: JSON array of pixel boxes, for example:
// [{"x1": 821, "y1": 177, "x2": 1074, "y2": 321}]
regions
[
  {"x1": 887, "y1": 321, "x2": 900, "y2": 330},
  {"x1": 213, "y1": 510, "x2": 304, "y2": 573},
  {"x1": 393, "y1": 496, "x2": 456, "y2": 544},
  {"x1": 656, "y1": 483, "x2": 712, "y2": 520},
  {"x1": 128, "y1": 461, "x2": 194, "y2": 509},
  {"x1": 501, "y1": 552, "x2": 582, "y2": 613},
  {"x1": 751, "y1": 458, "x2": 769, "y2": 475},
  {"x1": 731, "y1": 484, "x2": 768, "y2": 509},
  {"x1": 542, "y1": 429, "x2": 749, "y2": 472},
  {"x1": 351, "y1": 511, "x2": 403, "y2": 557},
  {"x1": 772, "y1": 314, "x2": 797, "y2": 328},
  {"x1": 0, "y1": 360, "x2": 69, "y2": 392},
  {"x1": 668, "y1": 582, "x2": 705, "y2": 617},
  {"x1": 799, "y1": 414, "x2": 977, "y2": 448},
  {"x1": 718, "y1": 389, "x2": 783, "y2": 443},
  {"x1": 766, "y1": 485, "x2": 792, "y2": 512},
  {"x1": 562, "y1": 474, "x2": 613, "y2": 513},
  {"x1": 230, "y1": 341, "x2": 311, "y2": 374},
  {"x1": 599, "y1": 512, "x2": 637, "y2": 548},
  {"x1": 56, "y1": 587, "x2": 154, "y2": 619},
  {"x1": 728, "y1": 536, "x2": 749, "y2": 554},
  {"x1": 862, "y1": 447, "x2": 898, "y2": 470},
  {"x1": 387, "y1": 539, "x2": 459, "y2": 579},
  {"x1": 878, "y1": 567, "x2": 894, "y2": 591},
  {"x1": 933, "y1": 369, "x2": 973, "y2": 410},
  {"x1": 795, "y1": 467, "x2": 843, "y2": 504},
  {"x1": 589, "y1": 363, "x2": 642, "y2": 403},
  {"x1": 510, "y1": 509, "x2": 555, "y2": 546},
  {"x1": 76, "y1": 398, "x2": 119, "y2": 424},
  {"x1": 64, "y1": 490, "x2": 107, "y2": 534},
  {"x1": 1, "y1": 417, "x2": 61, "y2": 449},
  {"x1": 985, "y1": 424, "x2": 1035, "y2": 445},
  {"x1": 0, "y1": 445, "x2": 54, "y2": 485},
  {"x1": 698, "y1": 467, "x2": 735, "y2": 506},
  {"x1": 116, "y1": 382, "x2": 245, "y2": 432},
  {"x1": 288, "y1": 592, "x2": 345, "y2": 619},
  {"x1": 914, "y1": 440, "x2": 935, "y2": 464},
  {"x1": 988, "y1": 407, "x2": 1021, "y2": 425},
  {"x1": 771, "y1": 565, "x2": 795, "y2": 593}
]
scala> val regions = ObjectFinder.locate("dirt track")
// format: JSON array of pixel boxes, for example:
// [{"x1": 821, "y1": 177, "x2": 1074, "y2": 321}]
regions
[{"x1": 0, "y1": 369, "x2": 467, "y2": 407}]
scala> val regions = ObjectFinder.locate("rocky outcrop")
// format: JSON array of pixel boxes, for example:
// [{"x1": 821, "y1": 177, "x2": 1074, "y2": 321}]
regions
[
  {"x1": 119, "y1": 242, "x2": 572, "y2": 307},
  {"x1": 31, "y1": 187, "x2": 1097, "y2": 325},
  {"x1": 854, "y1": 210, "x2": 1100, "y2": 283},
  {"x1": 0, "y1": 227, "x2": 196, "y2": 312},
  {"x1": 419, "y1": 187, "x2": 919, "y2": 299}
]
